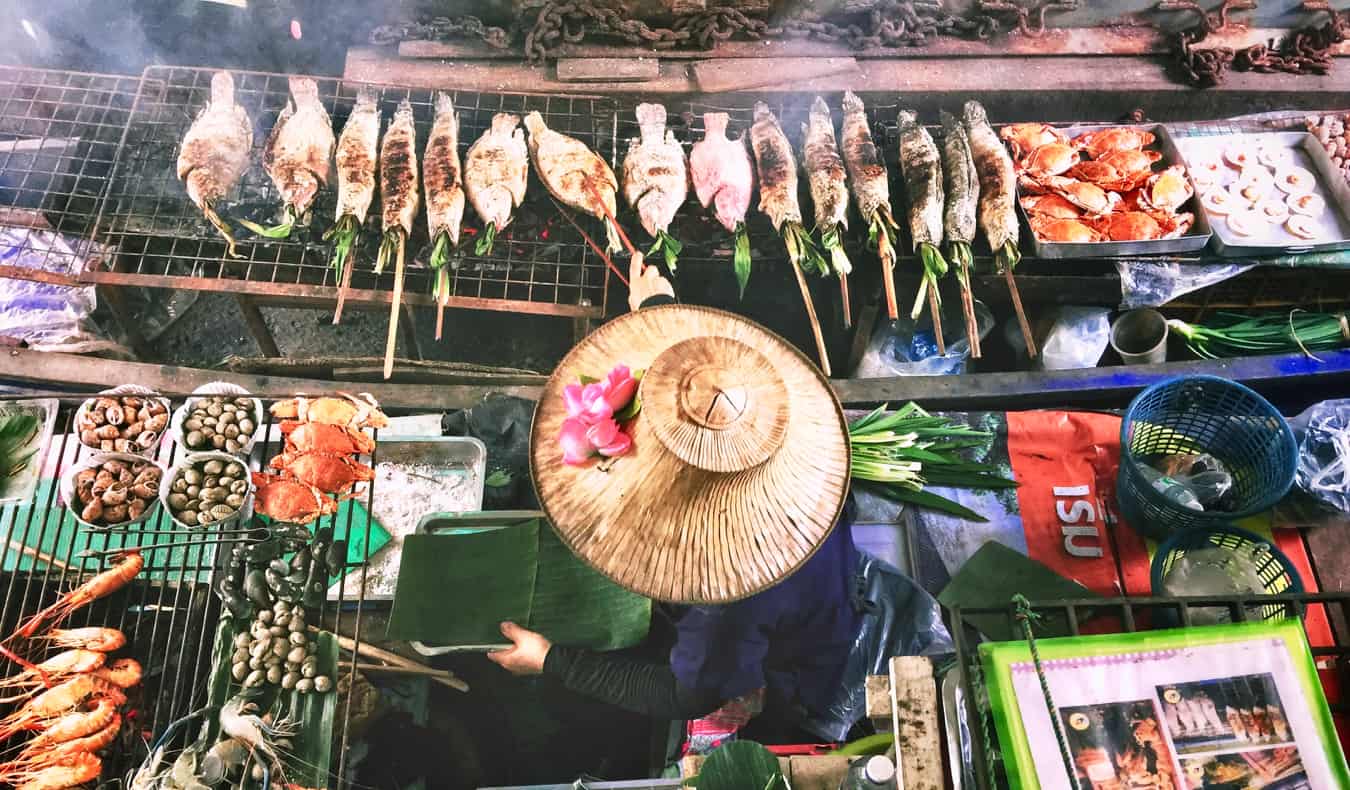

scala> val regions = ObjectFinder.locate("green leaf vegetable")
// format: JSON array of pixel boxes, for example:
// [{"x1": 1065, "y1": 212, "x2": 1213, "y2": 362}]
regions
[
  {"x1": 428, "y1": 230, "x2": 455, "y2": 305},
  {"x1": 0, "y1": 413, "x2": 40, "y2": 482},
  {"x1": 647, "y1": 229, "x2": 683, "y2": 273},
  {"x1": 781, "y1": 221, "x2": 828, "y2": 276},
  {"x1": 375, "y1": 229, "x2": 404, "y2": 276},
  {"x1": 239, "y1": 204, "x2": 298, "y2": 239},
  {"x1": 1169, "y1": 311, "x2": 1350, "y2": 360},
  {"x1": 475, "y1": 222, "x2": 499, "y2": 256},
  {"x1": 849, "y1": 402, "x2": 1016, "y2": 523},
  {"x1": 733, "y1": 222, "x2": 752, "y2": 299},
  {"x1": 868, "y1": 207, "x2": 899, "y2": 270},
  {"x1": 819, "y1": 224, "x2": 852, "y2": 278},
  {"x1": 910, "y1": 241, "x2": 949, "y2": 321},
  {"x1": 686, "y1": 741, "x2": 787, "y2": 790},
  {"x1": 323, "y1": 214, "x2": 361, "y2": 282}
]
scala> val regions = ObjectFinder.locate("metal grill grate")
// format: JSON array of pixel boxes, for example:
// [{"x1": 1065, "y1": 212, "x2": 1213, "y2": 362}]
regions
[
  {"x1": 0, "y1": 66, "x2": 139, "y2": 288},
  {"x1": 93, "y1": 65, "x2": 614, "y2": 318},
  {"x1": 0, "y1": 394, "x2": 383, "y2": 788},
  {"x1": 951, "y1": 593, "x2": 1350, "y2": 790}
]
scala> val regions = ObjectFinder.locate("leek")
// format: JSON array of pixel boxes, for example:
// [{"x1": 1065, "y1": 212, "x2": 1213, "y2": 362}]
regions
[{"x1": 1169, "y1": 311, "x2": 1350, "y2": 360}]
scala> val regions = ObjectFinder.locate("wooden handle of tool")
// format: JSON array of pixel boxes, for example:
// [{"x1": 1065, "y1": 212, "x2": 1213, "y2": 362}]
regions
[
  {"x1": 325, "y1": 628, "x2": 470, "y2": 693},
  {"x1": 791, "y1": 261, "x2": 832, "y2": 377}
]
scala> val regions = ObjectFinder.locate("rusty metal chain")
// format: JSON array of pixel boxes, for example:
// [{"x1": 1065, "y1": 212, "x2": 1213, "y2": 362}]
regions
[
  {"x1": 369, "y1": 0, "x2": 1046, "y2": 60},
  {"x1": 1160, "y1": 0, "x2": 1348, "y2": 86},
  {"x1": 977, "y1": 0, "x2": 1081, "y2": 37}
]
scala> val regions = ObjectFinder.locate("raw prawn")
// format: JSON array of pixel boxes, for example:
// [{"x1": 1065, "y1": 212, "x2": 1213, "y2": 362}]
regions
[
  {"x1": 24, "y1": 697, "x2": 119, "y2": 750},
  {"x1": 6, "y1": 551, "x2": 143, "y2": 643},
  {"x1": 91, "y1": 657, "x2": 142, "y2": 689},
  {"x1": 31, "y1": 627, "x2": 126, "y2": 653},
  {"x1": 0, "y1": 675, "x2": 126, "y2": 741},
  {"x1": 0, "y1": 650, "x2": 105, "y2": 701},
  {"x1": 0, "y1": 752, "x2": 101, "y2": 790},
  {"x1": 220, "y1": 694, "x2": 299, "y2": 782}
]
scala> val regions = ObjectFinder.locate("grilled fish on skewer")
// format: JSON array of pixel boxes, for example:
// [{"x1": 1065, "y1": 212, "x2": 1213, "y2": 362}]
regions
[
  {"x1": 963, "y1": 100, "x2": 1036, "y2": 357},
  {"x1": 690, "y1": 112, "x2": 753, "y2": 295},
  {"x1": 424, "y1": 92, "x2": 465, "y2": 320},
  {"x1": 525, "y1": 111, "x2": 622, "y2": 252},
  {"x1": 177, "y1": 70, "x2": 252, "y2": 258},
  {"x1": 242, "y1": 77, "x2": 334, "y2": 239},
  {"x1": 464, "y1": 113, "x2": 528, "y2": 256},
  {"x1": 940, "y1": 110, "x2": 982, "y2": 358},
  {"x1": 749, "y1": 101, "x2": 831, "y2": 376},
  {"x1": 840, "y1": 90, "x2": 901, "y2": 320},
  {"x1": 897, "y1": 109, "x2": 948, "y2": 353},
  {"x1": 802, "y1": 96, "x2": 853, "y2": 326},
  {"x1": 327, "y1": 86, "x2": 379, "y2": 324},
  {"x1": 378, "y1": 99, "x2": 419, "y2": 380},
  {"x1": 622, "y1": 103, "x2": 687, "y2": 271}
]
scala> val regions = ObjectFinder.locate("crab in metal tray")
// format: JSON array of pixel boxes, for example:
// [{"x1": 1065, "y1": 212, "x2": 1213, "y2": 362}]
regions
[
  {"x1": 1092, "y1": 211, "x2": 1194, "y2": 241},
  {"x1": 268, "y1": 451, "x2": 375, "y2": 495},
  {"x1": 1020, "y1": 142, "x2": 1080, "y2": 179},
  {"x1": 1074, "y1": 127, "x2": 1157, "y2": 159},
  {"x1": 999, "y1": 122, "x2": 1068, "y2": 159},
  {"x1": 1138, "y1": 164, "x2": 1194, "y2": 213},
  {"x1": 269, "y1": 393, "x2": 388, "y2": 430},
  {"x1": 1027, "y1": 174, "x2": 1121, "y2": 216},
  {"x1": 251, "y1": 472, "x2": 339, "y2": 524},
  {"x1": 1029, "y1": 215, "x2": 1103, "y2": 243},
  {"x1": 1021, "y1": 193, "x2": 1083, "y2": 220},
  {"x1": 280, "y1": 421, "x2": 376, "y2": 455}
]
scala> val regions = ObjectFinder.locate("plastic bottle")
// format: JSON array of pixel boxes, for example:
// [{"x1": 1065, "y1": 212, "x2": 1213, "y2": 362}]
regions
[{"x1": 839, "y1": 755, "x2": 897, "y2": 789}]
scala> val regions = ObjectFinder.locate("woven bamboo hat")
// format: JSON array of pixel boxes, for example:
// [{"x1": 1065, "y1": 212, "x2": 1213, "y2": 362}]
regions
[{"x1": 530, "y1": 304, "x2": 850, "y2": 604}]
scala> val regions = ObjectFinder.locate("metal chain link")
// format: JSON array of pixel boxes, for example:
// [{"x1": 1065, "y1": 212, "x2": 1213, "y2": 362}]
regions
[
  {"x1": 368, "y1": 0, "x2": 1074, "y2": 60},
  {"x1": 1161, "y1": 0, "x2": 1350, "y2": 87}
]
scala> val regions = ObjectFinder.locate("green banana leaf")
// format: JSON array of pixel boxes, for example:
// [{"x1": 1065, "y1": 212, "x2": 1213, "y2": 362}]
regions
[{"x1": 385, "y1": 518, "x2": 651, "y2": 650}]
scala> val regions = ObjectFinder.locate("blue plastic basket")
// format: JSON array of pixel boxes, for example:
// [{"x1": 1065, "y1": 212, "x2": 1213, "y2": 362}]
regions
[
  {"x1": 1117, "y1": 376, "x2": 1297, "y2": 540},
  {"x1": 1150, "y1": 524, "x2": 1303, "y2": 624}
]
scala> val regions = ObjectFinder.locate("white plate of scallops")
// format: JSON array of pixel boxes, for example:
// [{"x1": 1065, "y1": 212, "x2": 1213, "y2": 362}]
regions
[{"x1": 1176, "y1": 131, "x2": 1350, "y2": 256}]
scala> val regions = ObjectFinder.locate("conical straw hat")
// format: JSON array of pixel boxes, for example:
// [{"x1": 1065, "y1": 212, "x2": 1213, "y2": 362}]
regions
[{"x1": 530, "y1": 305, "x2": 850, "y2": 604}]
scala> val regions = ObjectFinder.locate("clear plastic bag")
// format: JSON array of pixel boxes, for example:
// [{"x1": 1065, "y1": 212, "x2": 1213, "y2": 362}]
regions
[
  {"x1": 1138, "y1": 453, "x2": 1236, "y2": 512},
  {"x1": 1116, "y1": 260, "x2": 1255, "y2": 310},
  {"x1": 1036, "y1": 306, "x2": 1110, "y2": 370},
  {"x1": 0, "y1": 227, "x2": 123, "y2": 355},
  {"x1": 800, "y1": 552, "x2": 953, "y2": 741},
  {"x1": 1287, "y1": 399, "x2": 1350, "y2": 516},
  {"x1": 852, "y1": 301, "x2": 994, "y2": 378}
]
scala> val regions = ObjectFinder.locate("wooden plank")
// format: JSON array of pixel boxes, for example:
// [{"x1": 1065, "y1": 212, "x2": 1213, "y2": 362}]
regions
[
  {"x1": 693, "y1": 57, "x2": 860, "y2": 92},
  {"x1": 890, "y1": 656, "x2": 943, "y2": 790},
  {"x1": 788, "y1": 755, "x2": 850, "y2": 790},
  {"x1": 398, "y1": 28, "x2": 1350, "y2": 60},
  {"x1": 0, "y1": 348, "x2": 545, "y2": 411},
  {"x1": 557, "y1": 57, "x2": 659, "y2": 83},
  {"x1": 865, "y1": 673, "x2": 893, "y2": 724}
]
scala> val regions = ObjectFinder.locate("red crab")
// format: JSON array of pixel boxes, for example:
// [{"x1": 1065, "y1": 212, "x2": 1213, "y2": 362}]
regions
[
  {"x1": 281, "y1": 421, "x2": 376, "y2": 455},
  {"x1": 1073, "y1": 127, "x2": 1156, "y2": 159},
  {"x1": 1091, "y1": 211, "x2": 1193, "y2": 241},
  {"x1": 269, "y1": 393, "x2": 389, "y2": 429},
  {"x1": 251, "y1": 473, "x2": 339, "y2": 524},
  {"x1": 268, "y1": 451, "x2": 374, "y2": 495},
  {"x1": 999, "y1": 123, "x2": 1068, "y2": 159}
]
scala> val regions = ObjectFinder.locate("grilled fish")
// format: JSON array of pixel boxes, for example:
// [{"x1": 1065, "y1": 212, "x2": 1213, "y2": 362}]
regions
[
  {"x1": 464, "y1": 113, "x2": 528, "y2": 255},
  {"x1": 802, "y1": 97, "x2": 851, "y2": 280},
  {"x1": 748, "y1": 102, "x2": 801, "y2": 231},
  {"x1": 247, "y1": 77, "x2": 334, "y2": 237},
  {"x1": 177, "y1": 70, "x2": 252, "y2": 257},
  {"x1": 839, "y1": 91, "x2": 890, "y2": 224},
  {"x1": 378, "y1": 98, "x2": 419, "y2": 273},
  {"x1": 424, "y1": 92, "x2": 465, "y2": 258},
  {"x1": 690, "y1": 112, "x2": 754, "y2": 295},
  {"x1": 897, "y1": 109, "x2": 948, "y2": 323},
  {"x1": 690, "y1": 112, "x2": 752, "y2": 234},
  {"x1": 326, "y1": 86, "x2": 379, "y2": 292},
  {"x1": 962, "y1": 100, "x2": 1019, "y2": 261},
  {"x1": 524, "y1": 110, "x2": 621, "y2": 252},
  {"x1": 940, "y1": 111, "x2": 978, "y2": 248},
  {"x1": 622, "y1": 103, "x2": 686, "y2": 269}
]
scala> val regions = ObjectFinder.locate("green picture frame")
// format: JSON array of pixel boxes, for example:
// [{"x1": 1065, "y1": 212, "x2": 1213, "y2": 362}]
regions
[{"x1": 981, "y1": 619, "x2": 1349, "y2": 789}]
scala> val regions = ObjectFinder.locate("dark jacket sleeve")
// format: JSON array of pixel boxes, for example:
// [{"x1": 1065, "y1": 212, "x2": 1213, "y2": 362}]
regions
[
  {"x1": 543, "y1": 645, "x2": 723, "y2": 720},
  {"x1": 638, "y1": 294, "x2": 677, "y2": 309}
]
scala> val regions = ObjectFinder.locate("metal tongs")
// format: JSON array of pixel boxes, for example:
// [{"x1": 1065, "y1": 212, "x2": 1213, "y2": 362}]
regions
[{"x1": 76, "y1": 521, "x2": 313, "y2": 560}]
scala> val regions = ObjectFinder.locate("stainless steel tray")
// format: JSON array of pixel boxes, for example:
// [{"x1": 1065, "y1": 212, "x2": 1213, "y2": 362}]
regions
[
  {"x1": 1016, "y1": 123, "x2": 1213, "y2": 259},
  {"x1": 1172, "y1": 130, "x2": 1350, "y2": 256}
]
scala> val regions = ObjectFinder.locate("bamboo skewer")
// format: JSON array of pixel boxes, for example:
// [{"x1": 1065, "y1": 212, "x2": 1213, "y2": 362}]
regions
[
  {"x1": 1005, "y1": 267, "x2": 1037, "y2": 358},
  {"x1": 790, "y1": 260, "x2": 832, "y2": 377},
  {"x1": 333, "y1": 255, "x2": 354, "y2": 325},
  {"x1": 325, "y1": 628, "x2": 469, "y2": 693},
  {"x1": 434, "y1": 270, "x2": 447, "y2": 341},
  {"x1": 7, "y1": 540, "x2": 71, "y2": 572},
  {"x1": 341, "y1": 660, "x2": 462, "y2": 681},
  {"x1": 840, "y1": 276, "x2": 852, "y2": 330},
  {"x1": 959, "y1": 274, "x2": 982, "y2": 359},
  {"x1": 927, "y1": 287, "x2": 947, "y2": 356},
  {"x1": 553, "y1": 199, "x2": 630, "y2": 287},
  {"x1": 383, "y1": 233, "x2": 406, "y2": 380},
  {"x1": 881, "y1": 259, "x2": 899, "y2": 321}
]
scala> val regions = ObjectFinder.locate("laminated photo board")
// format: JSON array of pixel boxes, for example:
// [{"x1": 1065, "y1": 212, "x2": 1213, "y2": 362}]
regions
[{"x1": 982, "y1": 619, "x2": 1348, "y2": 789}]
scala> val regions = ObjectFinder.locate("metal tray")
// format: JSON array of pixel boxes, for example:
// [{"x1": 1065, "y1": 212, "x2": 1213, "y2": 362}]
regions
[
  {"x1": 1173, "y1": 130, "x2": 1350, "y2": 256},
  {"x1": 1015, "y1": 123, "x2": 1213, "y2": 259},
  {"x1": 0, "y1": 398, "x2": 58, "y2": 506},
  {"x1": 326, "y1": 435, "x2": 486, "y2": 604}
]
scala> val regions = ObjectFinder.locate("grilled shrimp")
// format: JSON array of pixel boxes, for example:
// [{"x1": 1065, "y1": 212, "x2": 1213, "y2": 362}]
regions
[{"x1": 0, "y1": 650, "x2": 105, "y2": 702}]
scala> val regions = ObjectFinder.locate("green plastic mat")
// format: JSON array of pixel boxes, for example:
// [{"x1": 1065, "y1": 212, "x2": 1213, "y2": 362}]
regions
[{"x1": 385, "y1": 518, "x2": 651, "y2": 650}]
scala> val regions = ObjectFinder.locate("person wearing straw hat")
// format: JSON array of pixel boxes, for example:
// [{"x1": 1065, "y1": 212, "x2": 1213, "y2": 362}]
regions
[{"x1": 488, "y1": 252, "x2": 893, "y2": 746}]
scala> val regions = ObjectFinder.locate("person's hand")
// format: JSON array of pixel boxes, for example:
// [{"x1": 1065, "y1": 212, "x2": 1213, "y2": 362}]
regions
[
  {"x1": 486, "y1": 621, "x2": 552, "y2": 676},
  {"x1": 627, "y1": 251, "x2": 674, "y2": 311}
]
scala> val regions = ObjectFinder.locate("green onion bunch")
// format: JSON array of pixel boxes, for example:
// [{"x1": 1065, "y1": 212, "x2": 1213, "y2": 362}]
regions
[
  {"x1": 1168, "y1": 311, "x2": 1350, "y2": 360},
  {"x1": 849, "y1": 402, "x2": 1017, "y2": 522}
]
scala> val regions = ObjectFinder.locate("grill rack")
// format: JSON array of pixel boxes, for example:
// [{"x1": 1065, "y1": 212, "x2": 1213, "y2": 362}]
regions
[
  {"x1": 0, "y1": 394, "x2": 383, "y2": 788},
  {"x1": 951, "y1": 593, "x2": 1350, "y2": 790},
  {"x1": 93, "y1": 65, "x2": 614, "y2": 318},
  {"x1": 0, "y1": 66, "x2": 139, "y2": 287}
]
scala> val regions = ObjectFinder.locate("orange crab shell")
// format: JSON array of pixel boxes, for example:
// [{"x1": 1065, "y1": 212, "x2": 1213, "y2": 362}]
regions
[
  {"x1": 1000, "y1": 122, "x2": 1068, "y2": 159},
  {"x1": 1021, "y1": 194, "x2": 1083, "y2": 220},
  {"x1": 281, "y1": 421, "x2": 376, "y2": 455},
  {"x1": 1029, "y1": 215, "x2": 1103, "y2": 243},
  {"x1": 1041, "y1": 175, "x2": 1120, "y2": 216},
  {"x1": 1142, "y1": 165, "x2": 1194, "y2": 213},
  {"x1": 1097, "y1": 148, "x2": 1164, "y2": 176},
  {"x1": 269, "y1": 393, "x2": 389, "y2": 429},
  {"x1": 250, "y1": 473, "x2": 339, "y2": 524},
  {"x1": 1021, "y1": 142, "x2": 1081, "y2": 177},
  {"x1": 1074, "y1": 127, "x2": 1157, "y2": 160},
  {"x1": 269, "y1": 451, "x2": 375, "y2": 495}
]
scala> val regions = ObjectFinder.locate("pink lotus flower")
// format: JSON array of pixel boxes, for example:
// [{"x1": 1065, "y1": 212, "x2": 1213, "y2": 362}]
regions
[
  {"x1": 587, "y1": 418, "x2": 632, "y2": 457},
  {"x1": 602, "y1": 365, "x2": 638, "y2": 413},
  {"x1": 558, "y1": 363, "x2": 638, "y2": 465},
  {"x1": 559, "y1": 418, "x2": 595, "y2": 466},
  {"x1": 563, "y1": 382, "x2": 614, "y2": 423}
]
